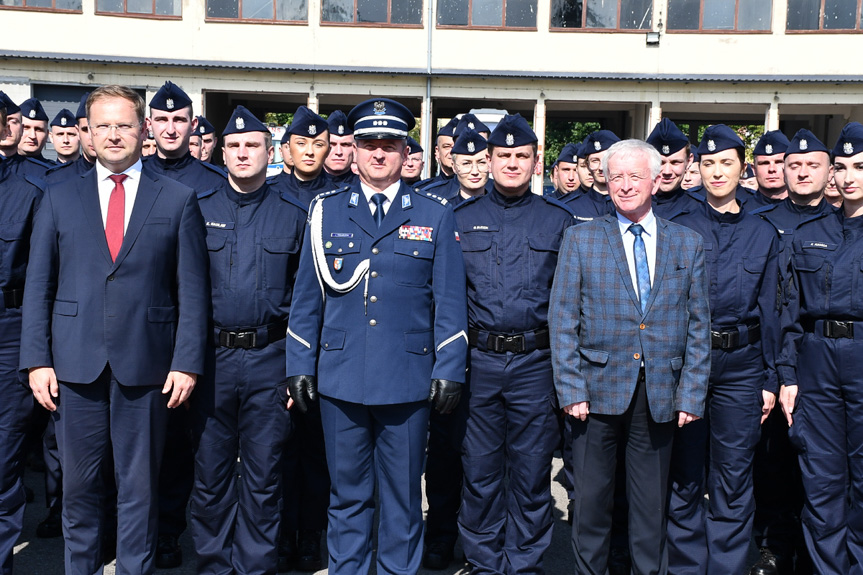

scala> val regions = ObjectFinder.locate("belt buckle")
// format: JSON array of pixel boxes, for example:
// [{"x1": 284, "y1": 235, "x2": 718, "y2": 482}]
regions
[
  {"x1": 827, "y1": 321, "x2": 853, "y2": 339},
  {"x1": 721, "y1": 331, "x2": 738, "y2": 349},
  {"x1": 235, "y1": 331, "x2": 256, "y2": 349},
  {"x1": 219, "y1": 330, "x2": 236, "y2": 348},
  {"x1": 503, "y1": 334, "x2": 525, "y2": 353}
]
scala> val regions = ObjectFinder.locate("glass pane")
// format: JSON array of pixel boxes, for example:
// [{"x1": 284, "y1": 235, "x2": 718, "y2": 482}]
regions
[
  {"x1": 26, "y1": 0, "x2": 53, "y2": 7},
  {"x1": 357, "y1": 0, "x2": 386, "y2": 21},
  {"x1": 550, "y1": 0, "x2": 583, "y2": 27},
  {"x1": 155, "y1": 0, "x2": 180, "y2": 15},
  {"x1": 242, "y1": 0, "x2": 272, "y2": 18},
  {"x1": 322, "y1": 0, "x2": 352, "y2": 21},
  {"x1": 56, "y1": 0, "x2": 82, "y2": 8},
  {"x1": 438, "y1": 0, "x2": 468, "y2": 24},
  {"x1": 620, "y1": 0, "x2": 651, "y2": 28},
  {"x1": 703, "y1": 0, "x2": 734, "y2": 29},
  {"x1": 786, "y1": 0, "x2": 819, "y2": 29},
  {"x1": 97, "y1": 0, "x2": 123, "y2": 11},
  {"x1": 667, "y1": 0, "x2": 699, "y2": 30},
  {"x1": 505, "y1": 0, "x2": 535, "y2": 26},
  {"x1": 126, "y1": 0, "x2": 152, "y2": 13},
  {"x1": 471, "y1": 0, "x2": 502, "y2": 26},
  {"x1": 1, "y1": 0, "x2": 24, "y2": 6},
  {"x1": 276, "y1": 0, "x2": 305, "y2": 19},
  {"x1": 737, "y1": 0, "x2": 771, "y2": 30},
  {"x1": 207, "y1": 0, "x2": 238, "y2": 17},
  {"x1": 824, "y1": 0, "x2": 857, "y2": 28},
  {"x1": 585, "y1": 0, "x2": 617, "y2": 28},
  {"x1": 392, "y1": 0, "x2": 421, "y2": 23}
]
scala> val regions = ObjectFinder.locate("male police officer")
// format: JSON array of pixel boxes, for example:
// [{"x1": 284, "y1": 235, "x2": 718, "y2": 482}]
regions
[
  {"x1": 552, "y1": 142, "x2": 582, "y2": 197},
  {"x1": 49, "y1": 109, "x2": 80, "y2": 165},
  {"x1": 18, "y1": 99, "x2": 53, "y2": 166},
  {"x1": 746, "y1": 131, "x2": 791, "y2": 209},
  {"x1": 285, "y1": 97, "x2": 468, "y2": 575},
  {"x1": 45, "y1": 93, "x2": 96, "y2": 185},
  {"x1": 196, "y1": 115, "x2": 218, "y2": 163},
  {"x1": 268, "y1": 105, "x2": 333, "y2": 209},
  {"x1": 324, "y1": 109, "x2": 359, "y2": 187},
  {"x1": 401, "y1": 137, "x2": 424, "y2": 186},
  {"x1": 0, "y1": 93, "x2": 52, "y2": 179},
  {"x1": 585, "y1": 129, "x2": 620, "y2": 196},
  {"x1": 417, "y1": 116, "x2": 459, "y2": 189},
  {"x1": 191, "y1": 105, "x2": 306, "y2": 575},
  {"x1": 647, "y1": 118, "x2": 702, "y2": 220},
  {"x1": 455, "y1": 114, "x2": 574, "y2": 574}
]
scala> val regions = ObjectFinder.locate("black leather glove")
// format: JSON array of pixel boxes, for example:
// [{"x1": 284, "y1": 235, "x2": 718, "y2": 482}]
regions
[
  {"x1": 429, "y1": 379, "x2": 462, "y2": 414},
  {"x1": 286, "y1": 375, "x2": 317, "y2": 413}
]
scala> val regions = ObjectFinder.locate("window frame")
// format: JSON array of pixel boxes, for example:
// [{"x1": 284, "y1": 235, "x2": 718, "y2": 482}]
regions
[
  {"x1": 95, "y1": 0, "x2": 181, "y2": 20},
  {"x1": 0, "y1": 0, "x2": 82, "y2": 14},
  {"x1": 435, "y1": 0, "x2": 537, "y2": 30},
  {"x1": 549, "y1": 0, "x2": 653, "y2": 32},
  {"x1": 321, "y1": 0, "x2": 423, "y2": 27},
  {"x1": 665, "y1": 0, "x2": 774, "y2": 34},
  {"x1": 205, "y1": 0, "x2": 308, "y2": 23},
  {"x1": 786, "y1": 0, "x2": 863, "y2": 33}
]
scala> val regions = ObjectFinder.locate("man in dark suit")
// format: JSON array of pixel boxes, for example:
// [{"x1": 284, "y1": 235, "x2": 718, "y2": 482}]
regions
[
  {"x1": 550, "y1": 139, "x2": 710, "y2": 575},
  {"x1": 20, "y1": 85, "x2": 209, "y2": 575}
]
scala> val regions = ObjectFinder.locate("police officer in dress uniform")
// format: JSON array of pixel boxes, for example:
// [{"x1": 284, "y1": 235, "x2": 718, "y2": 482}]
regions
[
  {"x1": 0, "y1": 101, "x2": 44, "y2": 575},
  {"x1": 49, "y1": 109, "x2": 80, "y2": 164},
  {"x1": 647, "y1": 118, "x2": 702, "y2": 220},
  {"x1": 455, "y1": 113, "x2": 574, "y2": 575},
  {"x1": 401, "y1": 136, "x2": 425, "y2": 186},
  {"x1": 776, "y1": 121, "x2": 863, "y2": 575},
  {"x1": 144, "y1": 80, "x2": 228, "y2": 569},
  {"x1": 744, "y1": 131, "x2": 791, "y2": 209},
  {"x1": 285, "y1": 97, "x2": 468, "y2": 575},
  {"x1": 323, "y1": 110, "x2": 359, "y2": 188},
  {"x1": 749, "y1": 130, "x2": 831, "y2": 575},
  {"x1": 18, "y1": 99, "x2": 54, "y2": 166},
  {"x1": 267, "y1": 105, "x2": 334, "y2": 210},
  {"x1": 666, "y1": 124, "x2": 781, "y2": 575},
  {"x1": 0, "y1": 93, "x2": 53, "y2": 179},
  {"x1": 189, "y1": 105, "x2": 305, "y2": 575}
]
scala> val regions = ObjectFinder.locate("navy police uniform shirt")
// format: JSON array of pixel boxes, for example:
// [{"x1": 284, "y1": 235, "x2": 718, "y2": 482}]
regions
[
  {"x1": 454, "y1": 188, "x2": 574, "y2": 334},
  {"x1": 670, "y1": 200, "x2": 781, "y2": 392},
  {"x1": 752, "y1": 198, "x2": 834, "y2": 252},
  {"x1": 739, "y1": 187, "x2": 783, "y2": 209},
  {"x1": 778, "y1": 210, "x2": 863, "y2": 388},
  {"x1": 285, "y1": 182, "x2": 468, "y2": 405},
  {"x1": 328, "y1": 170, "x2": 359, "y2": 188},
  {"x1": 1, "y1": 154, "x2": 53, "y2": 180},
  {"x1": 558, "y1": 187, "x2": 613, "y2": 225},
  {"x1": 198, "y1": 182, "x2": 307, "y2": 330},
  {"x1": 44, "y1": 156, "x2": 95, "y2": 185},
  {"x1": 653, "y1": 187, "x2": 703, "y2": 221},
  {"x1": 143, "y1": 152, "x2": 226, "y2": 193},
  {"x1": 416, "y1": 171, "x2": 455, "y2": 191},
  {"x1": 267, "y1": 169, "x2": 335, "y2": 210},
  {"x1": 0, "y1": 165, "x2": 43, "y2": 292}
]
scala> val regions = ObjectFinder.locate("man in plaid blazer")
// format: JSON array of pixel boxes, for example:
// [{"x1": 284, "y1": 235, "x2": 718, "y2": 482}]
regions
[{"x1": 549, "y1": 139, "x2": 710, "y2": 575}]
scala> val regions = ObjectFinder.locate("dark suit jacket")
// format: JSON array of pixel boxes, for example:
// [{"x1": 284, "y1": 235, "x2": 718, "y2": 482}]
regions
[
  {"x1": 549, "y1": 213, "x2": 710, "y2": 423},
  {"x1": 20, "y1": 167, "x2": 209, "y2": 386}
]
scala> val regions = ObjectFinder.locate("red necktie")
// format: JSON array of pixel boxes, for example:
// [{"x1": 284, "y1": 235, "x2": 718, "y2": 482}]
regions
[{"x1": 106, "y1": 174, "x2": 127, "y2": 262}]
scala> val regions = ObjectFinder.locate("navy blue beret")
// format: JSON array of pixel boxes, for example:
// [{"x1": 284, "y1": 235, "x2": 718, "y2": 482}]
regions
[
  {"x1": 487, "y1": 113, "x2": 537, "y2": 148},
  {"x1": 406, "y1": 136, "x2": 423, "y2": 155},
  {"x1": 221, "y1": 105, "x2": 268, "y2": 136},
  {"x1": 287, "y1": 105, "x2": 329, "y2": 138},
  {"x1": 0, "y1": 92, "x2": 19, "y2": 115},
  {"x1": 697, "y1": 124, "x2": 744, "y2": 156},
  {"x1": 20, "y1": 98, "x2": 48, "y2": 122},
  {"x1": 327, "y1": 109, "x2": 352, "y2": 136},
  {"x1": 584, "y1": 130, "x2": 620, "y2": 155},
  {"x1": 149, "y1": 81, "x2": 192, "y2": 112},
  {"x1": 753, "y1": 130, "x2": 790, "y2": 157},
  {"x1": 646, "y1": 118, "x2": 689, "y2": 156},
  {"x1": 50, "y1": 109, "x2": 76, "y2": 128},
  {"x1": 452, "y1": 128, "x2": 488, "y2": 155},
  {"x1": 832, "y1": 123, "x2": 863, "y2": 158},
  {"x1": 787, "y1": 129, "x2": 828, "y2": 157},
  {"x1": 348, "y1": 98, "x2": 415, "y2": 140}
]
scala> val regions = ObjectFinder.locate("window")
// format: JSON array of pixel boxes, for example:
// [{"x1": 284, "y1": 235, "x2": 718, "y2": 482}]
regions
[
  {"x1": 96, "y1": 0, "x2": 180, "y2": 17},
  {"x1": 437, "y1": 0, "x2": 537, "y2": 27},
  {"x1": 0, "y1": 0, "x2": 81, "y2": 11},
  {"x1": 322, "y1": 0, "x2": 421, "y2": 24},
  {"x1": 207, "y1": 0, "x2": 306, "y2": 20},
  {"x1": 551, "y1": 0, "x2": 652, "y2": 29},
  {"x1": 667, "y1": 0, "x2": 772, "y2": 31},
  {"x1": 787, "y1": 0, "x2": 862, "y2": 30}
]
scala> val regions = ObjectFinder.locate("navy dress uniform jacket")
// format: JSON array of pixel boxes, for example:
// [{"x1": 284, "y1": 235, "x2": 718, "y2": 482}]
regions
[{"x1": 286, "y1": 182, "x2": 469, "y2": 403}]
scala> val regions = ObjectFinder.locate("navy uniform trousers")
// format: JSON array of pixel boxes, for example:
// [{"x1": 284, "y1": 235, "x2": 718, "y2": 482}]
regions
[{"x1": 459, "y1": 347, "x2": 559, "y2": 574}]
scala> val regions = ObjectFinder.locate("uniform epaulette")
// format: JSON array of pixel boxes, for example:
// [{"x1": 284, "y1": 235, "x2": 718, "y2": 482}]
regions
[
  {"x1": 315, "y1": 185, "x2": 351, "y2": 201},
  {"x1": 25, "y1": 156, "x2": 53, "y2": 169},
  {"x1": 196, "y1": 187, "x2": 219, "y2": 200},
  {"x1": 687, "y1": 189, "x2": 706, "y2": 203},
  {"x1": 542, "y1": 194, "x2": 575, "y2": 216},
  {"x1": 418, "y1": 189, "x2": 448, "y2": 206},
  {"x1": 422, "y1": 179, "x2": 447, "y2": 191},
  {"x1": 45, "y1": 161, "x2": 72, "y2": 175},
  {"x1": 750, "y1": 203, "x2": 776, "y2": 215},
  {"x1": 200, "y1": 162, "x2": 228, "y2": 178},
  {"x1": 278, "y1": 189, "x2": 310, "y2": 213},
  {"x1": 452, "y1": 194, "x2": 482, "y2": 211},
  {"x1": 24, "y1": 174, "x2": 46, "y2": 192}
]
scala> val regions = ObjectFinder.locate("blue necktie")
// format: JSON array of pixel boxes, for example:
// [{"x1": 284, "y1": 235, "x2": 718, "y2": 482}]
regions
[
  {"x1": 372, "y1": 193, "x2": 386, "y2": 228},
  {"x1": 630, "y1": 224, "x2": 650, "y2": 313}
]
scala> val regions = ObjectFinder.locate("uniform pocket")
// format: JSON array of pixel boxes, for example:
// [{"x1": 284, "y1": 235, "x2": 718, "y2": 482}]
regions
[
  {"x1": 262, "y1": 236, "x2": 299, "y2": 290},
  {"x1": 393, "y1": 240, "x2": 434, "y2": 287}
]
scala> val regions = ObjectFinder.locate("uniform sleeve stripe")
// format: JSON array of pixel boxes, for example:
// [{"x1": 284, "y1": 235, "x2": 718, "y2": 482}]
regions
[
  {"x1": 288, "y1": 327, "x2": 311, "y2": 350},
  {"x1": 437, "y1": 330, "x2": 467, "y2": 353}
]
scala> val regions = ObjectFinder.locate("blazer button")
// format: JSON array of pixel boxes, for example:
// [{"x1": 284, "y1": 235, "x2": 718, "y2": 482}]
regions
[
  {"x1": 372, "y1": 248, "x2": 379, "y2": 255},
  {"x1": 633, "y1": 353, "x2": 641, "y2": 360},
  {"x1": 107, "y1": 275, "x2": 115, "y2": 281},
  {"x1": 423, "y1": 347, "x2": 428, "y2": 353},
  {"x1": 324, "y1": 343, "x2": 329, "y2": 348},
  {"x1": 371, "y1": 271, "x2": 378, "y2": 278},
  {"x1": 369, "y1": 319, "x2": 377, "y2": 326},
  {"x1": 640, "y1": 323, "x2": 646, "y2": 330},
  {"x1": 413, "y1": 250, "x2": 419, "y2": 256},
  {"x1": 370, "y1": 296, "x2": 377, "y2": 303}
]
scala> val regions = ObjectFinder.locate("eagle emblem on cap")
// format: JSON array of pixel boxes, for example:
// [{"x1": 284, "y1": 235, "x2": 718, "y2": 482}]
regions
[
  {"x1": 662, "y1": 145, "x2": 670, "y2": 155},
  {"x1": 594, "y1": 141, "x2": 601, "y2": 151},
  {"x1": 236, "y1": 117, "x2": 245, "y2": 130},
  {"x1": 572, "y1": 155, "x2": 577, "y2": 162},
  {"x1": 467, "y1": 142, "x2": 475, "y2": 153},
  {"x1": 845, "y1": 142, "x2": 854, "y2": 155},
  {"x1": 60, "y1": 118, "x2": 67, "y2": 126},
  {"x1": 166, "y1": 98, "x2": 174, "y2": 110},
  {"x1": 374, "y1": 101, "x2": 386, "y2": 115},
  {"x1": 468, "y1": 122, "x2": 475, "y2": 129},
  {"x1": 707, "y1": 140, "x2": 716, "y2": 152},
  {"x1": 309, "y1": 125, "x2": 317, "y2": 136},
  {"x1": 28, "y1": 109, "x2": 35, "y2": 119},
  {"x1": 506, "y1": 134, "x2": 514, "y2": 146},
  {"x1": 800, "y1": 139, "x2": 808, "y2": 150},
  {"x1": 338, "y1": 125, "x2": 344, "y2": 135},
  {"x1": 199, "y1": 126, "x2": 205, "y2": 133},
  {"x1": 765, "y1": 144, "x2": 773, "y2": 155}
]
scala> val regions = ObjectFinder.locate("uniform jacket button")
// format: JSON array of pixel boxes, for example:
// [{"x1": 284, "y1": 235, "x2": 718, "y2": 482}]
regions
[{"x1": 369, "y1": 319, "x2": 377, "y2": 326}]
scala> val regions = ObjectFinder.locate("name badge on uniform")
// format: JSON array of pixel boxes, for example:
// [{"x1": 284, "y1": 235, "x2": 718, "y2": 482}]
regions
[
  {"x1": 206, "y1": 221, "x2": 235, "y2": 229},
  {"x1": 399, "y1": 225, "x2": 433, "y2": 242},
  {"x1": 349, "y1": 192, "x2": 359, "y2": 207},
  {"x1": 402, "y1": 195, "x2": 412, "y2": 209},
  {"x1": 331, "y1": 232, "x2": 354, "y2": 238},
  {"x1": 334, "y1": 257, "x2": 344, "y2": 271}
]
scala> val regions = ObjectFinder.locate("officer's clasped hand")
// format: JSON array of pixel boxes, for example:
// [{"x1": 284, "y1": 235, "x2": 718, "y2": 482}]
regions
[
  {"x1": 429, "y1": 379, "x2": 462, "y2": 414},
  {"x1": 287, "y1": 375, "x2": 318, "y2": 413}
]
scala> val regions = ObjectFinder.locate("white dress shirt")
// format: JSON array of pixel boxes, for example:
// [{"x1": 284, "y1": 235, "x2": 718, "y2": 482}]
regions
[
  {"x1": 616, "y1": 209, "x2": 657, "y2": 301},
  {"x1": 95, "y1": 159, "x2": 143, "y2": 234},
  {"x1": 361, "y1": 180, "x2": 401, "y2": 217}
]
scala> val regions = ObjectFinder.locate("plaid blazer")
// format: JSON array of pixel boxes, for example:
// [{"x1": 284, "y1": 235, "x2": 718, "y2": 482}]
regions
[{"x1": 549, "y1": 213, "x2": 710, "y2": 422}]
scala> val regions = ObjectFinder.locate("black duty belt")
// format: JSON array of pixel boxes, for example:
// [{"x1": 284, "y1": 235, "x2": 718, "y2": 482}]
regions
[
  {"x1": 3, "y1": 287, "x2": 24, "y2": 310},
  {"x1": 214, "y1": 320, "x2": 288, "y2": 349},
  {"x1": 468, "y1": 327, "x2": 549, "y2": 354},
  {"x1": 802, "y1": 318, "x2": 857, "y2": 339},
  {"x1": 710, "y1": 322, "x2": 760, "y2": 350}
]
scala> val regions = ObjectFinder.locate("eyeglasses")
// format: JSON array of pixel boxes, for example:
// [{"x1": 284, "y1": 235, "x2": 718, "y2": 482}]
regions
[
  {"x1": 90, "y1": 123, "x2": 140, "y2": 136},
  {"x1": 607, "y1": 172, "x2": 648, "y2": 185},
  {"x1": 454, "y1": 159, "x2": 489, "y2": 173}
]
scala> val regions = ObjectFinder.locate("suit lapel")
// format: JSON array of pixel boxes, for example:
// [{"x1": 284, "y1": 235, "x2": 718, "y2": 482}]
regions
[
  {"x1": 603, "y1": 215, "x2": 642, "y2": 312},
  {"x1": 78, "y1": 170, "x2": 114, "y2": 265},
  {"x1": 375, "y1": 184, "x2": 411, "y2": 244},
  {"x1": 643, "y1": 218, "x2": 670, "y2": 315},
  {"x1": 111, "y1": 171, "x2": 160, "y2": 269},
  {"x1": 348, "y1": 191, "x2": 378, "y2": 239}
]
